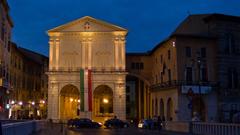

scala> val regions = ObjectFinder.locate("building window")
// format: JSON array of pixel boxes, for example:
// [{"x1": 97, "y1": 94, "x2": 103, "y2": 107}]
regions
[
  {"x1": 225, "y1": 34, "x2": 235, "y2": 54},
  {"x1": 131, "y1": 63, "x2": 135, "y2": 69},
  {"x1": 160, "y1": 55, "x2": 163, "y2": 64},
  {"x1": 185, "y1": 47, "x2": 191, "y2": 57},
  {"x1": 201, "y1": 48, "x2": 206, "y2": 58},
  {"x1": 131, "y1": 62, "x2": 144, "y2": 70},
  {"x1": 161, "y1": 72, "x2": 163, "y2": 83},
  {"x1": 126, "y1": 95, "x2": 130, "y2": 102},
  {"x1": 140, "y1": 62, "x2": 144, "y2": 70},
  {"x1": 168, "y1": 69, "x2": 171, "y2": 83},
  {"x1": 168, "y1": 50, "x2": 171, "y2": 60},
  {"x1": 126, "y1": 86, "x2": 130, "y2": 93},
  {"x1": 1, "y1": 17, "x2": 5, "y2": 41},
  {"x1": 136, "y1": 63, "x2": 140, "y2": 70},
  {"x1": 228, "y1": 68, "x2": 238, "y2": 88},
  {"x1": 200, "y1": 68, "x2": 207, "y2": 82},
  {"x1": 8, "y1": 41, "x2": 11, "y2": 52},
  {"x1": 155, "y1": 75, "x2": 158, "y2": 83},
  {"x1": 186, "y1": 67, "x2": 192, "y2": 82}
]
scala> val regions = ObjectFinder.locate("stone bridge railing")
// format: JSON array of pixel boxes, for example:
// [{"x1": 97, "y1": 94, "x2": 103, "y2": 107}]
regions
[
  {"x1": 192, "y1": 122, "x2": 240, "y2": 135},
  {"x1": 1, "y1": 120, "x2": 46, "y2": 135},
  {"x1": 163, "y1": 121, "x2": 240, "y2": 135}
]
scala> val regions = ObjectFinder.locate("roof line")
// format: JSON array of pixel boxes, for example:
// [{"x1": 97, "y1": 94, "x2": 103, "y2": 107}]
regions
[{"x1": 47, "y1": 16, "x2": 127, "y2": 33}]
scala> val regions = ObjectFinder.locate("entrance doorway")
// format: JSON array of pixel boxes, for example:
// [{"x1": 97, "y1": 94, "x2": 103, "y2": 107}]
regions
[
  {"x1": 192, "y1": 97, "x2": 205, "y2": 121},
  {"x1": 93, "y1": 85, "x2": 113, "y2": 121},
  {"x1": 60, "y1": 84, "x2": 80, "y2": 120}
]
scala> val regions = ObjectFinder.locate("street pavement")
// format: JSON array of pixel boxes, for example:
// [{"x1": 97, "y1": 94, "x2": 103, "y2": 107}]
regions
[{"x1": 34, "y1": 123, "x2": 189, "y2": 135}]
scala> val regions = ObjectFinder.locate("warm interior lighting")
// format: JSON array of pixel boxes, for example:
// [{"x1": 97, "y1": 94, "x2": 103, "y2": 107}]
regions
[
  {"x1": 32, "y1": 102, "x2": 35, "y2": 105},
  {"x1": 70, "y1": 98, "x2": 73, "y2": 102},
  {"x1": 18, "y1": 101, "x2": 23, "y2": 106},
  {"x1": 11, "y1": 101, "x2": 15, "y2": 104},
  {"x1": 78, "y1": 99, "x2": 80, "y2": 103},
  {"x1": 41, "y1": 100, "x2": 45, "y2": 104},
  {"x1": 103, "y1": 98, "x2": 109, "y2": 104}
]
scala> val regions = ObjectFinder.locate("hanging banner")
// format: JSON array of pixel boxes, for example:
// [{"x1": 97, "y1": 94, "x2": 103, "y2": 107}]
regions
[
  {"x1": 80, "y1": 69, "x2": 84, "y2": 111},
  {"x1": 88, "y1": 70, "x2": 92, "y2": 111}
]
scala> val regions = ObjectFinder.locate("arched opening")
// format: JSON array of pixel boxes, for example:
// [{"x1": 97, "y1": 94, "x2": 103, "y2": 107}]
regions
[
  {"x1": 93, "y1": 85, "x2": 113, "y2": 118},
  {"x1": 192, "y1": 97, "x2": 205, "y2": 121},
  {"x1": 167, "y1": 98, "x2": 173, "y2": 121},
  {"x1": 160, "y1": 99, "x2": 164, "y2": 118},
  {"x1": 60, "y1": 84, "x2": 80, "y2": 120},
  {"x1": 126, "y1": 74, "x2": 151, "y2": 120}
]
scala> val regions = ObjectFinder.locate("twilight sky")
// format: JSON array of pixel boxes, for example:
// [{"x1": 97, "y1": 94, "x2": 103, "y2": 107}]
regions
[{"x1": 8, "y1": 0, "x2": 240, "y2": 56}]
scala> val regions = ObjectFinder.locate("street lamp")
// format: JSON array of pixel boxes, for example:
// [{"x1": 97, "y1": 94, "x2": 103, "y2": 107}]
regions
[{"x1": 103, "y1": 98, "x2": 109, "y2": 104}]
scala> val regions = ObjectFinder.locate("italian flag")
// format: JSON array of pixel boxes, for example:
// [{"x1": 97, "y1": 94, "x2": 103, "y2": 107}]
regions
[{"x1": 80, "y1": 69, "x2": 92, "y2": 112}]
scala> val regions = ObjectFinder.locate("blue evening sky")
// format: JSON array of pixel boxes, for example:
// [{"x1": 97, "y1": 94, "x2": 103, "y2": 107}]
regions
[{"x1": 8, "y1": 0, "x2": 240, "y2": 56}]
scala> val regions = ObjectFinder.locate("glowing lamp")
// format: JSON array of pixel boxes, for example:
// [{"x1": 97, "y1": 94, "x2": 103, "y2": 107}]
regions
[
  {"x1": 103, "y1": 98, "x2": 109, "y2": 104},
  {"x1": 18, "y1": 101, "x2": 23, "y2": 106}
]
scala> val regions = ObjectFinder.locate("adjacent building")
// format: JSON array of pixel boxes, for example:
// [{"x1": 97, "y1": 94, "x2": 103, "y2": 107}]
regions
[
  {"x1": 126, "y1": 13, "x2": 240, "y2": 122},
  {"x1": 172, "y1": 14, "x2": 240, "y2": 122},
  {"x1": 0, "y1": 0, "x2": 13, "y2": 119},
  {"x1": 126, "y1": 35, "x2": 218, "y2": 122},
  {"x1": 9, "y1": 42, "x2": 48, "y2": 119}
]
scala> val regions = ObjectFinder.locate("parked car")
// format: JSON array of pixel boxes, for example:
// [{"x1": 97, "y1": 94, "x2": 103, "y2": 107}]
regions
[
  {"x1": 104, "y1": 118, "x2": 129, "y2": 128},
  {"x1": 67, "y1": 118, "x2": 102, "y2": 128},
  {"x1": 138, "y1": 119, "x2": 154, "y2": 129},
  {"x1": 138, "y1": 118, "x2": 163, "y2": 130}
]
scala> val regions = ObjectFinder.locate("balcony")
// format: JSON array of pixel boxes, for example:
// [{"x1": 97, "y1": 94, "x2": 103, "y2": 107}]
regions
[
  {"x1": 48, "y1": 67, "x2": 126, "y2": 73},
  {"x1": 150, "y1": 80, "x2": 218, "y2": 92}
]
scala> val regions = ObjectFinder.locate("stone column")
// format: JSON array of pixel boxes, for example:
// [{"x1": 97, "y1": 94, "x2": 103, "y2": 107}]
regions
[
  {"x1": 82, "y1": 39, "x2": 86, "y2": 69},
  {"x1": 114, "y1": 80, "x2": 126, "y2": 120},
  {"x1": 48, "y1": 82, "x2": 59, "y2": 122},
  {"x1": 49, "y1": 39, "x2": 54, "y2": 70},
  {"x1": 55, "y1": 38, "x2": 60, "y2": 70},
  {"x1": 87, "y1": 37, "x2": 92, "y2": 69},
  {"x1": 114, "y1": 37, "x2": 119, "y2": 70},
  {"x1": 120, "y1": 37, "x2": 126, "y2": 70}
]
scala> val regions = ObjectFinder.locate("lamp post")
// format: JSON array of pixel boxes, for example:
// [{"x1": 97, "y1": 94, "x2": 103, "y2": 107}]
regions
[{"x1": 197, "y1": 54, "x2": 202, "y2": 120}]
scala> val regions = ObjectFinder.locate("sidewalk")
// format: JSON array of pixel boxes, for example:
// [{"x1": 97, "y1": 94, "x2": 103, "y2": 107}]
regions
[{"x1": 33, "y1": 123, "x2": 68, "y2": 135}]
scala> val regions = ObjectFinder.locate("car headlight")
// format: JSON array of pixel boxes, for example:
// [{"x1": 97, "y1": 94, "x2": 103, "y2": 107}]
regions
[{"x1": 138, "y1": 123, "x2": 143, "y2": 128}]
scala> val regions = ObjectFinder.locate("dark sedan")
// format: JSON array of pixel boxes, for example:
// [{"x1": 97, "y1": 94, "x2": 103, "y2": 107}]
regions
[
  {"x1": 104, "y1": 118, "x2": 129, "y2": 128},
  {"x1": 68, "y1": 118, "x2": 102, "y2": 128}
]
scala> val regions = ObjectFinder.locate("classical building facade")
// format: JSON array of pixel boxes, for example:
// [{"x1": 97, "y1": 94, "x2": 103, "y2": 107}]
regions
[
  {"x1": 0, "y1": 0, "x2": 13, "y2": 119},
  {"x1": 47, "y1": 16, "x2": 127, "y2": 122}
]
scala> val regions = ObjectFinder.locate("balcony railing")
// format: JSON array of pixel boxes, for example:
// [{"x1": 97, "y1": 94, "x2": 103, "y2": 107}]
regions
[
  {"x1": 48, "y1": 67, "x2": 126, "y2": 73},
  {"x1": 150, "y1": 80, "x2": 218, "y2": 91}
]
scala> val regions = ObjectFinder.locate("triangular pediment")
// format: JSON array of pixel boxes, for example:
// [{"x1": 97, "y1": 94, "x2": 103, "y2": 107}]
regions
[{"x1": 48, "y1": 16, "x2": 127, "y2": 33}]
